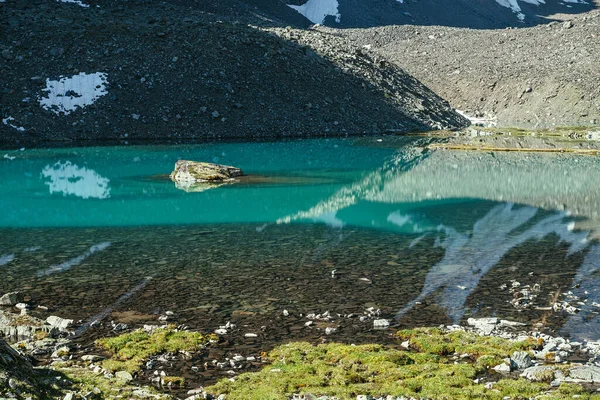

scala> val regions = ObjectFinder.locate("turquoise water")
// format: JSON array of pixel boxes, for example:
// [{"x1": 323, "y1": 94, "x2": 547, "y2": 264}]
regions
[
  {"x1": 0, "y1": 139, "x2": 407, "y2": 227},
  {"x1": 2, "y1": 137, "x2": 600, "y2": 346}
]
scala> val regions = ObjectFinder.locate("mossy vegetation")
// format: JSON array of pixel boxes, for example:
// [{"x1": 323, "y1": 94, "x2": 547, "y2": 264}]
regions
[
  {"x1": 207, "y1": 328, "x2": 600, "y2": 400},
  {"x1": 96, "y1": 327, "x2": 217, "y2": 374}
]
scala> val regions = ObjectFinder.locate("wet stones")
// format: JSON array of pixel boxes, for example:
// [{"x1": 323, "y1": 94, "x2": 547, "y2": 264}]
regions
[
  {"x1": 373, "y1": 319, "x2": 390, "y2": 329},
  {"x1": 46, "y1": 315, "x2": 74, "y2": 331}
]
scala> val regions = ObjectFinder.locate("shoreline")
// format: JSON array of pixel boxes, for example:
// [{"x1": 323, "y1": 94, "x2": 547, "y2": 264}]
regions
[{"x1": 4, "y1": 304, "x2": 600, "y2": 399}]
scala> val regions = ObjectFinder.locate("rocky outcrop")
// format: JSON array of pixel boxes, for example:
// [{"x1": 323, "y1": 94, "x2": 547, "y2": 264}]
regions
[
  {"x1": 170, "y1": 161, "x2": 243, "y2": 192},
  {"x1": 0, "y1": 292, "x2": 24, "y2": 306},
  {"x1": 0, "y1": 309, "x2": 59, "y2": 340}
]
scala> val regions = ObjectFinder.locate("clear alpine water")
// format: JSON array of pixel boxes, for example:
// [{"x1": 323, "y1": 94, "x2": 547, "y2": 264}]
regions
[{"x1": 1, "y1": 137, "x2": 600, "y2": 357}]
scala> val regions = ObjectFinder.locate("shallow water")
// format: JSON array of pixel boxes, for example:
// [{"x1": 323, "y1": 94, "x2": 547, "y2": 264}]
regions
[{"x1": 1, "y1": 137, "x2": 600, "y2": 366}]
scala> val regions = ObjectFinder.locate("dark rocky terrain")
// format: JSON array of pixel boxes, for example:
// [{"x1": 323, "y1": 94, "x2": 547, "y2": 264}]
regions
[{"x1": 0, "y1": 0, "x2": 467, "y2": 146}]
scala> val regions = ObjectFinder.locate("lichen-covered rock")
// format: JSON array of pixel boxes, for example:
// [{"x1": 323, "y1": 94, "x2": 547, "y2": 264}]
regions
[
  {"x1": 566, "y1": 365, "x2": 600, "y2": 383},
  {"x1": 170, "y1": 161, "x2": 243, "y2": 192},
  {"x1": 521, "y1": 366, "x2": 557, "y2": 382},
  {"x1": 510, "y1": 351, "x2": 533, "y2": 370},
  {"x1": 0, "y1": 292, "x2": 24, "y2": 306}
]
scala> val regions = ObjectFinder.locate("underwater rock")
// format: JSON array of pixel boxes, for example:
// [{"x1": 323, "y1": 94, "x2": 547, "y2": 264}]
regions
[{"x1": 170, "y1": 160, "x2": 244, "y2": 193}]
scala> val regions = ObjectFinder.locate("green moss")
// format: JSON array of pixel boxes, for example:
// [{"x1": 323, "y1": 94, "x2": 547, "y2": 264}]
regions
[
  {"x1": 96, "y1": 327, "x2": 217, "y2": 374},
  {"x1": 206, "y1": 329, "x2": 596, "y2": 400},
  {"x1": 162, "y1": 376, "x2": 185, "y2": 387},
  {"x1": 59, "y1": 364, "x2": 172, "y2": 399},
  {"x1": 395, "y1": 328, "x2": 535, "y2": 359}
]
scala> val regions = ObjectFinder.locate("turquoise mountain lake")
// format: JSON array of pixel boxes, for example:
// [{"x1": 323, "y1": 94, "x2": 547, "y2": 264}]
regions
[{"x1": 1, "y1": 137, "x2": 600, "y2": 350}]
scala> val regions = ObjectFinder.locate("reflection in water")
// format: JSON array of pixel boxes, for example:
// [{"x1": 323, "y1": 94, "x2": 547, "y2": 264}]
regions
[
  {"x1": 280, "y1": 148, "x2": 600, "y2": 236},
  {"x1": 0, "y1": 254, "x2": 15, "y2": 266},
  {"x1": 276, "y1": 145, "x2": 600, "y2": 331},
  {"x1": 560, "y1": 245, "x2": 600, "y2": 340},
  {"x1": 2, "y1": 140, "x2": 600, "y2": 341},
  {"x1": 396, "y1": 203, "x2": 590, "y2": 323},
  {"x1": 41, "y1": 161, "x2": 111, "y2": 199},
  {"x1": 75, "y1": 276, "x2": 153, "y2": 337},
  {"x1": 37, "y1": 242, "x2": 111, "y2": 277}
]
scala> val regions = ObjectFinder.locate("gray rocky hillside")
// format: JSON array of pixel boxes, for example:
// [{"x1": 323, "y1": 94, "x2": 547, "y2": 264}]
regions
[
  {"x1": 341, "y1": 10, "x2": 600, "y2": 127},
  {"x1": 0, "y1": 0, "x2": 467, "y2": 146}
]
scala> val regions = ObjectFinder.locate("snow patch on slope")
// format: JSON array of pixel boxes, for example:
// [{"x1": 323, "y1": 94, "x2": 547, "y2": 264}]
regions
[
  {"x1": 39, "y1": 72, "x2": 108, "y2": 115},
  {"x1": 288, "y1": 0, "x2": 341, "y2": 24},
  {"x1": 2, "y1": 117, "x2": 25, "y2": 132}
]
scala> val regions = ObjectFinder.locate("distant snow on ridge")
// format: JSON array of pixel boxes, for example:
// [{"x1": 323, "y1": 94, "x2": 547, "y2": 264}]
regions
[
  {"x1": 39, "y1": 72, "x2": 108, "y2": 115},
  {"x1": 395, "y1": 0, "x2": 588, "y2": 21},
  {"x1": 494, "y1": 0, "x2": 588, "y2": 21},
  {"x1": 288, "y1": 0, "x2": 341, "y2": 24},
  {"x1": 57, "y1": 0, "x2": 90, "y2": 7}
]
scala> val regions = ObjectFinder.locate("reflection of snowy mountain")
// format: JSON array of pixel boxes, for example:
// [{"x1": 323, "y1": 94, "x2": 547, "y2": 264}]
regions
[
  {"x1": 279, "y1": 148, "x2": 600, "y2": 236},
  {"x1": 278, "y1": 146, "x2": 600, "y2": 335},
  {"x1": 284, "y1": 0, "x2": 593, "y2": 28},
  {"x1": 397, "y1": 203, "x2": 590, "y2": 322},
  {"x1": 41, "y1": 161, "x2": 111, "y2": 199}
]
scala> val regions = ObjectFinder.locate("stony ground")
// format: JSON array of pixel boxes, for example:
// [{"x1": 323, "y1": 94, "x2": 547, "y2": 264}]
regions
[
  {"x1": 338, "y1": 10, "x2": 600, "y2": 128},
  {"x1": 0, "y1": 0, "x2": 467, "y2": 147}
]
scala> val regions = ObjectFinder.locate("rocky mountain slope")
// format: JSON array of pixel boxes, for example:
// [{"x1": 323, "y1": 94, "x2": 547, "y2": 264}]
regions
[
  {"x1": 0, "y1": 0, "x2": 467, "y2": 146},
  {"x1": 341, "y1": 10, "x2": 600, "y2": 127}
]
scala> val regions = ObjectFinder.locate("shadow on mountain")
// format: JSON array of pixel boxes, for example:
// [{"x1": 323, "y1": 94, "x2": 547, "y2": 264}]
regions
[{"x1": 0, "y1": 0, "x2": 465, "y2": 146}]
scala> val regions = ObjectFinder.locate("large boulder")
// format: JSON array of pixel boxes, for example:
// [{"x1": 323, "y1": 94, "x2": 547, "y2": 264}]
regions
[{"x1": 170, "y1": 161, "x2": 244, "y2": 193}]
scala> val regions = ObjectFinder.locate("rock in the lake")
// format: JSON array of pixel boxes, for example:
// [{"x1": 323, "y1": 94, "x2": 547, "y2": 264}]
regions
[
  {"x1": 0, "y1": 292, "x2": 24, "y2": 306},
  {"x1": 170, "y1": 160, "x2": 243, "y2": 183},
  {"x1": 510, "y1": 351, "x2": 533, "y2": 370},
  {"x1": 170, "y1": 160, "x2": 244, "y2": 192}
]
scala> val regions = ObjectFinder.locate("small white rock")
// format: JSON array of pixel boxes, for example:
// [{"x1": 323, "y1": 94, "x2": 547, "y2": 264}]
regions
[{"x1": 373, "y1": 319, "x2": 390, "y2": 328}]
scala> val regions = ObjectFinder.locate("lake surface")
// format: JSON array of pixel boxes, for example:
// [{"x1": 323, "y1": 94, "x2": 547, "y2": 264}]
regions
[{"x1": 1, "y1": 137, "x2": 600, "y2": 358}]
